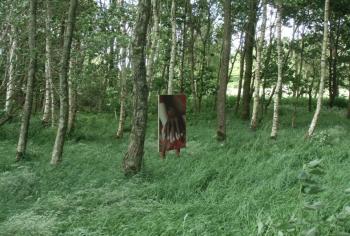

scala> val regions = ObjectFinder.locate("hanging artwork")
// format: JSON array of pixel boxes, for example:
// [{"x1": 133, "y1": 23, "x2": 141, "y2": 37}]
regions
[{"x1": 158, "y1": 95, "x2": 186, "y2": 158}]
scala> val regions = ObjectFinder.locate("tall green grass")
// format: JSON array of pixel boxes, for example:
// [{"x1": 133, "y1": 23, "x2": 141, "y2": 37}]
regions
[{"x1": 0, "y1": 99, "x2": 349, "y2": 235}]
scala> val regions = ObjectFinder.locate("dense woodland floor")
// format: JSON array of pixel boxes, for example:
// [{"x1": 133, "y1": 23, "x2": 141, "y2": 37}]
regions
[{"x1": 1, "y1": 98, "x2": 350, "y2": 235}]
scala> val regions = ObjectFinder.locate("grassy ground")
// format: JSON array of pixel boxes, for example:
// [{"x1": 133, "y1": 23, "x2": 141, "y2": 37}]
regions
[{"x1": 0, "y1": 99, "x2": 350, "y2": 235}]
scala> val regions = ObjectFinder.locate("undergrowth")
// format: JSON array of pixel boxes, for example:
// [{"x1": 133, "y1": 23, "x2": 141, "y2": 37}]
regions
[{"x1": 0, "y1": 98, "x2": 349, "y2": 235}]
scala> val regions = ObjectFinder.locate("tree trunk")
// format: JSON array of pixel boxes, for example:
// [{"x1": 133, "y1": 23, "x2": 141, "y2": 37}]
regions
[
  {"x1": 116, "y1": 46, "x2": 128, "y2": 138},
  {"x1": 16, "y1": 0, "x2": 37, "y2": 161},
  {"x1": 241, "y1": 0, "x2": 257, "y2": 120},
  {"x1": 67, "y1": 60, "x2": 77, "y2": 134},
  {"x1": 123, "y1": 0, "x2": 151, "y2": 175},
  {"x1": 51, "y1": 0, "x2": 78, "y2": 164},
  {"x1": 250, "y1": 0, "x2": 267, "y2": 130},
  {"x1": 292, "y1": 27, "x2": 305, "y2": 128},
  {"x1": 188, "y1": 0, "x2": 198, "y2": 112},
  {"x1": 5, "y1": 25, "x2": 16, "y2": 117},
  {"x1": 329, "y1": 16, "x2": 340, "y2": 107},
  {"x1": 179, "y1": 0, "x2": 188, "y2": 93},
  {"x1": 167, "y1": 0, "x2": 176, "y2": 95},
  {"x1": 235, "y1": 47, "x2": 245, "y2": 114},
  {"x1": 270, "y1": 1, "x2": 283, "y2": 139},
  {"x1": 308, "y1": 66, "x2": 315, "y2": 112},
  {"x1": 42, "y1": 0, "x2": 53, "y2": 125},
  {"x1": 146, "y1": 0, "x2": 159, "y2": 97},
  {"x1": 216, "y1": 0, "x2": 231, "y2": 141},
  {"x1": 306, "y1": 0, "x2": 330, "y2": 138},
  {"x1": 5, "y1": 26, "x2": 17, "y2": 117},
  {"x1": 347, "y1": 76, "x2": 350, "y2": 119},
  {"x1": 265, "y1": 22, "x2": 299, "y2": 111}
]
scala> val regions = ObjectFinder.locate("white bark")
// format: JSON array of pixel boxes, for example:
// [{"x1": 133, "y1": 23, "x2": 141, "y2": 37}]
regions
[
  {"x1": 5, "y1": 27, "x2": 16, "y2": 115},
  {"x1": 270, "y1": 1, "x2": 283, "y2": 139},
  {"x1": 42, "y1": 0, "x2": 54, "y2": 125},
  {"x1": 307, "y1": 0, "x2": 330, "y2": 137},
  {"x1": 167, "y1": 0, "x2": 176, "y2": 95},
  {"x1": 116, "y1": 46, "x2": 128, "y2": 138},
  {"x1": 250, "y1": 0, "x2": 267, "y2": 130}
]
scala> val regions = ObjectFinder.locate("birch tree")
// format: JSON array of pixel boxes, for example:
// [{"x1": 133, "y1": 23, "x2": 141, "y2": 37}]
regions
[
  {"x1": 250, "y1": 0, "x2": 267, "y2": 130},
  {"x1": 16, "y1": 0, "x2": 37, "y2": 161},
  {"x1": 123, "y1": 0, "x2": 151, "y2": 175},
  {"x1": 167, "y1": 0, "x2": 176, "y2": 95},
  {"x1": 306, "y1": 0, "x2": 330, "y2": 137},
  {"x1": 241, "y1": 0, "x2": 258, "y2": 120},
  {"x1": 4, "y1": 24, "x2": 16, "y2": 117},
  {"x1": 42, "y1": 0, "x2": 53, "y2": 125},
  {"x1": 116, "y1": 46, "x2": 128, "y2": 138},
  {"x1": 146, "y1": 0, "x2": 159, "y2": 96},
  {"x1": 270, "y1": 0, "x2": 283, "y2": 139},
  {"x1": 51, "y1": 0, "x2": 78, "y2": 164}
]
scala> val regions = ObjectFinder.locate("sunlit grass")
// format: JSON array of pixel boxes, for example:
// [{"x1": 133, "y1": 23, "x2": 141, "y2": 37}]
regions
[{"x1": 0, "y1": 98, "x2": 349, "y2": 235}]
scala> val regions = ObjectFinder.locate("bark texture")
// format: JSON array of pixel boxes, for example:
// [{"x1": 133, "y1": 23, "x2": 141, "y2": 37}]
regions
[
  {"x1": 5, "y1": 25, "x2": 16, "y2": 116},
  {"x1": 306, "y1": 0, "x2": 330, "y2": 138},
  {"x1": 42, "y1": 0, "x2": 53, "y2": 125},
  {"x1": 116, "y1": 46, "x2": 128, "y2": 138},
  {"x1": 216, "y1": 0, "x2": 231, "y2": 141},
  {"x1": 146, "y1": 0, "x2": 159, "y2": 96},
  {"x1": 250, "y1": 0, "x2": 267, "y2": 130},
  {"x1": 241, "y1": 0, "x2": 257, "y2": 120},
  {"x1": 123, "y1": 0, "x2": 151, "y2": 175},
  {"x1": 270, "y1": 1, "x2": 283, "y2": 139},
  {"x1": 167, "y1": 0, "x2": 176, "y2": 95},
  {"x1": 16, "y1": 0, "x2": 37, "y2": 161},
  {"x1": 51, "y1": 0, "x2": 78, "y2": 164}
]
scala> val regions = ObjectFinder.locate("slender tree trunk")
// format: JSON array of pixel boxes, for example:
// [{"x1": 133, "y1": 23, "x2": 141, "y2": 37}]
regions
[
  {"x1": 16, "y1": 0, "x2": 37, "y2": 161},
  {"x1": 235, "y1": 47, "x2": 245, "y2": 114},
  {"x1": 241, "y1": 0, "x2": 257, "y2": 120},
  {"x1": 116, "y1": 46, "x2": 128, "y2": 138},
  {"x1": 42, "y1": 0, "x2": 53, "y2": 125},
  {"x1": 332, "y1": 17, "x2": 340, "y2": 99},
  {"x1": 329, "y1": 16, "x2": 340, "y2": 107},
  {"x1": 347, "y1": 76, "x2": 350, "y2": 119},
  {"x1": 270, "y1": 1, "x2": 283, "y2": 139},
  {"x1": 265, "y1": 22, "x2": 299, "y2": 111},
  {"x1": 167, "y1": 0, "x2": 176, "y2": 95},
  {"x1": 5, "y1": 26, "x2": 16, "y2": 117},
  {"x1": 67, "y1": 60, "x2": 77, "y2": 134},
  {"x1": 146, "y1": 0, "x2": 159, "y2": 97},
  {"x1": 250, "y1": 0, "x2": 267, "y2": 130},
  {"x1": 51, "y1": 0, "x2": 78, "y2": 164},
  {"x1": 180, "y1": 0, "x2": 187, "y2": 93},
  {"x1": 306, "y1": 0, "x2": 330, "y2": 138},
  {"x1": 50, "y1": 77, "x2": 55, "y2": 127},
  {"x1": 308, "y1": 66, "x2": 315, "y2": 112},
  {"x1": 292, "y1": 27, "x2": 305, "y2": 128},
  {"x1": 188, "y1": 0, "x2": 198, "y2": 112},
  {"x1": 216, "y1": 0, "x2": 231, "y2": 141},
  {"x1": 123, "y1": 0, "x2": 151, "y2": 175}
]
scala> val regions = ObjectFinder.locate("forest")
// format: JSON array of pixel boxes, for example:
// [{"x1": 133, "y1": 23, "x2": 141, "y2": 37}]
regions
[{"x1": 1, "y1": 0, "x2": 350, "y2": 235}]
